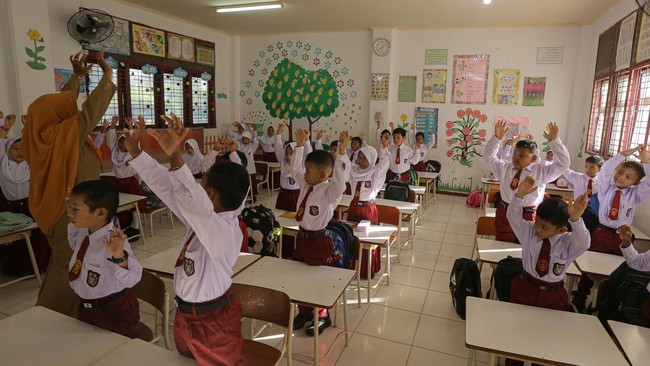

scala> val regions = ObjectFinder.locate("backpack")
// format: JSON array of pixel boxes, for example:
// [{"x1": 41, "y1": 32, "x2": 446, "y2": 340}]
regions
[
  {"x1": 326, "y1": 220, "x2": 355, "y2": 269},
  {"x1": 384, "y1": 180, "x2": 410, "y2": 202},
  {"x1": 408, "y1": 167, "x2": 418, "y2": 186},
  {"x1": 140, "y1": 181, "x2": 165, "y2": 209},
  {"x1": 449, "y1": 258, "x2": 482, "y2": 319},
  {"x1": 425, "y1": 160, "x2": 442, "y2": 173},
  {"x1": 493, "y1": 256, "x2": 523, "y2": 302},
  {"x1": 466, "y1": 189, "x2": 483, "y2": 208},
  {"x1": 0, "y1": 212, "x2": 33, "y2": 235},
  {"x1": 597, "y1": 262, "x2": 650, "y2": 325},
  {"x1": 239, "y1": 205, "x2": 279, "y2": 257}
]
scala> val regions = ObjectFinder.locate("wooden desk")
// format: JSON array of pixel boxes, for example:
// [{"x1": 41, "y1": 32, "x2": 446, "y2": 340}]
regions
[
  {"x1": 141, "y1": 250, "x2": 261, "y2": 279},
  {"x1": 91, "y1": 339, "x2": 195, "y2": 366},
  {"x1": 0, "y1": 222, "x2": 42, "y2": 288},
  {"x1": 631, "y1": 225, "x2": 650, "y2": 243},
  {"x1": 233, "y1": 256, "x2": 355, "y2": 366},
  {"x1": 607, "y1": 320, "x2": 650, "y2": 366},
  {"x1": 574, "y1": 251, "x2": 624, "y2": 278},
  {"x1": 0, "y1": 306, "x2": 130, "y2": 366},
  {"x1": 465, "y1": 297, "x2": 628, "y2": 366},
  {"x1": 266, "y1": 162, "x2": 281, "y2": 192},
  {"x1": 416, "y1": 171, "x2": 438, "y2": 204},
  {"x1": 118, "y1": 193, "x2": 147, "y2": 244}
]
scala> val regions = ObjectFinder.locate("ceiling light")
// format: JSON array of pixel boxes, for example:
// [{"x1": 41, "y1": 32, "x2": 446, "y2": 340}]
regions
[
  {"x1": 483, "y1": 0, "x2": 491, "y2": 4},
  {"x1": 215, "y1": 1, "x2": 283, "y2": 13}
]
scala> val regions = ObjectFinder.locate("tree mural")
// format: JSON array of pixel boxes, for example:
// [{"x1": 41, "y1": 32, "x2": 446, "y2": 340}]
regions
[
  {"x1": 445, "y1": 108, "x2": 488, "y2": 167},
  {"x1": 262, "y1": 58, "x2": 339, "y2": 140}
]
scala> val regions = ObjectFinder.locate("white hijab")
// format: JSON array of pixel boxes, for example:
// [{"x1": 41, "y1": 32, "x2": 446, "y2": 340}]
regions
[
  {"x1": 111, "y1": 135, "x2": 130, "y2": 167},
  {"x1": 281, "y1": 142, "x2": 296, "y2": 176},
  {"x1": 351, "y1": 145, "x2": 377, "y2": 181},
  {"x1": 0, "y1": 138, "x2": 30, "y2": 184},
  {"x1": 183, "y1": 139, "x2": 205, "y2": 174}
]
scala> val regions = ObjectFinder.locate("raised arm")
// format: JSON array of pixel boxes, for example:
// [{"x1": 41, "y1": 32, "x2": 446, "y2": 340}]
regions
[
  {"x1": 566, "y1": 193, "x2": 591, "y2": 259},
  {"x1": 620, "y1": 225, "x2": 650, "y2": 271},
  {"x1": 508, "y1": 176, "x2": 538, "y2": 243},
  {"x1": 540, "y1": 123, "x2": 570, "y2": 180},
  {"x1": 484, "y1": 120, "x2": 509, "y2": 177},
  {"x1": 328, "y1": 131, "x2": 352, "y2": 202},
  {"x1": 291, "y1": 129, "x2": 310, "y2": 187},
  {"x1": 598, "y1": 153, "x2": 626, "y2": 192},
  {"x1": 373, "y1": 145, "x2": 391, "y2": 189}
]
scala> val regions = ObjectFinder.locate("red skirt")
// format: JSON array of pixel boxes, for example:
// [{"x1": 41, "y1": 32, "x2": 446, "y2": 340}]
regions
[
  {"x1": 263, "y1": 152, "x2": 278, "y2": 162},
  {"x1": 77, "y1": 290, "x2": 140, "y2": 338},
  {"x1": 495, "y1": 202, "x2": 535, "y2": 244},
  {"x1": 589, "y1": 225, "x2": 623, "y2": 256},
  {"x1": 347, "y1": 202, "x2": 381, "y2": 276},
  {"x1": 275, "y1": 188, "x2": 299, "y2": 212},
  {"x1": 510, "y1": 273, "x2": 568, "y2": 311},
  {"x1": 385, "y1": 170, "x2": 410, "y2": 183}
]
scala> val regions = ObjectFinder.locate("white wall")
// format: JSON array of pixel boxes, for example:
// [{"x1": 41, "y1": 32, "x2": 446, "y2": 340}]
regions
[{"x1": 0, "y1": 0, "x2": 18, "y2": 115}]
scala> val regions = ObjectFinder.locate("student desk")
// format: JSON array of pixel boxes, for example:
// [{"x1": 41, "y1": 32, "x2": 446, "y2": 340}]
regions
[
  {"x1": 0, "y1": 306, "x2": 130, "y2": 366},
  {"x1": 233, "y1": 256, "x2": 356, "y2": 366},
  {"x1": 607, "y1": 320, "x2": 650, "y2": 366},
  {"x1": 484, "y1": 207, "x2": 496, "y2": 217},
  {"x1": 380, "y1": 183, "x2": 427, "y2": 212},
  {"x1": 574, "y1": 250, "x2": 625, "y2": 309},
  {"x1": 476, "y1": 238, "x2": 581, "y2": 297},
  {"x1": 266, "y1": 161, "x2": 281, "y2": 192},
  {"x1": 416, "y1": 171, "x2": 438, "y2": 205},
  {"x1": 0, "y1": 222, "x2": 42, "y2": 288},
  {"x1": 141, "y1": 250, "x2": 261, "y2": 279},
  {"x1": 465, "y1": 297, "x2": 628, "y2": 366},
  {"x1": 480, "y1": 178, "x2": 574, "y2": 208},
  {"x1": 118, "y1": 193, "x2": 147, "y2": 244},
  {"x1": 90, "y1": 339, "x2": 195, "y2": 366}
]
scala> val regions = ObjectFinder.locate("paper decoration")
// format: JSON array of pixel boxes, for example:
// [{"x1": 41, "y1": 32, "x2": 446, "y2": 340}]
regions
[
  {"x1": 425, "y1": 49, "x2": 447, "y2": 65},
  {"x1": 493, "y1": 116, "x2": 531, "y2": 141},
  {"x1": 168, "y1": 33, "x2": 195, "y2": 62},
  {"x1": 172, "y1": 68, "x2": 188, "y2": 78},
  {"x1": 451, "y1": 55, "x2": 490, "y2": 104},
  {"x1": 523, "y1": 77, "x2": 546, "y2": 107},
  {"x1": 200, "y1": 72, "x2": 213, "y2": 81},
  {"x1": 141, "y1": 64, "x2": 158, "y2": 75},
  {"x1": 132, "y1": 24, "x2": 165, "y2": 57},
  {"x1": 492, "y1": 69, "x2": 520, "y2": 106},
  {"x1": 54, "y1": 68, "x2": 85, "y2": 93},
  {"x1": 422, "y1": 69, "x2": 447, "y2": 103},
  {"x1": 25, "y1": 29, "x2": 46, "y2": 70},
  {"x1": 413, "y1": 107, "x2": 438, "y2": 147},
  {"x1": 616, "y1": 14, "x2": 636, "y2": 71},
  {"x1": 104, "y1": 56, "x2": 120, "y2": 69},
  {"x1": 445, "y1": 108, "x2": 488, "y2": 167},
  {"x1": 85, "y1": 18, "x2": 131, "y2": 56},
  {"x1": 536, "y1": 47, "x2": 564, "y2": 64},
  {"x1": 196, "y1": 44, "x2": 215, "y2": 66},
  {"x1": 398, "y1": 75, "x2": 417, "y2": 102},
  {"x1": 370, "y1": 73, "x2": 390, "y2": 100}
]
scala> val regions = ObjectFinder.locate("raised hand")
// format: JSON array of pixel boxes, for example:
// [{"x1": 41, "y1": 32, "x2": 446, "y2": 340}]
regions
[
  {"x1": 276, "y1": 122, "x2": 286, "y2": 135},
  {"x1": 316, "y1": 129, "x2": 324, "y2": 140},
  {"x1": 620, "y1": 145, "x2": 642, "y2": 157},
  {"x1": 103, "y1": 228, "x2": 127, "y2": 260},
  {"x1": 639, "y1": 145, "x2": 650, "y2": 164},
  {"x1": 339, "y1": 130, "x2": 351, "y2": 154},
  {"x1": 148, "y1": 113, "x2": 188, "y2": 157},
  {"x1": 70, "y1": 50, "x2": 91, "y2": 78},
  {"x1": 543, "y1": 122, "x2": 559, "y2": 141},
  {"x1": 110, "y1": 115, "x2": 119, "y2": 129},
  {"x1": 100, "y1": 119, "x2": 109, "y2": 133},
  {"x1": 515, "y1": 176, "x2": 537, "y2": 198},
  {"x1": 95, "y1": 50, "x2": 113, "y2": 79},
  {"x1": 0, "y1": 111, "x2": 3, "y2": 119},
  {"x1": 359, "y1": 132, "x2": 365, "y2": 141},
  {"x1": 618, "y1": 225, "x2": 635, "y2": 247},
  {"x1": 567, "y1": 193, "x2": 588, "y2": 222},
  {"x1": 232, "y1": 121, "x2": 240, "y2": 127},
  {"x1": 389, "y1": 121, "x2": 395, "y2": 130},
  {"x1": 506, "y1": 133, "x2": 521, "y2": 147},
  {"x1": 123, "y1": 116, "x2": 146, "y2": 157},
  {"x1": 3, "y1": 114, "x2": 16, "y2": 129},
  {"x1": 21, "y1": 115, "x2": 27, "y2": 125},
  {"x1": 494, "y1": 120, "x2": 508, "y2": 140},
  {"x1": 295, "y1": 128, "x2": 309, "y2": 147}
]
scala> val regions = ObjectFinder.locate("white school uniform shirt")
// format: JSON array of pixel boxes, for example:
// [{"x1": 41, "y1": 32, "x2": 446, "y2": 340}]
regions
[
  {"x1": 562, "y1": 169, "x2": 598, "y2": 198},
  {"x1": 621, "y1": 244, "x2": 650, "y2": 292},
  {"x1": 107, "y1": 129, "x2": 138, "y2": 179},
  {"x1": 291, "y1": 145, "x2": 351, "y2": 231},
  {"x1": 274, "y1": 135, "x2": 312, "y2": 190},
  {"x1": 376, "y1": 128, "x2": 394, "y2": 147},
  {"x1": 68, "y1": 222, "x2": 142, "y2": 299},
  {"x1": 507, "y1": 196, "x2": 590, "y2": 282},
  {"x1": 596, "y1": 153, "x2": 650, "y2": 229},
  {"x1": 227, "y1": 125, "x2": 255, "y2": 144},
  {"x1": 130, "y1": 152, "x2": 243, "y2": 303},
  {"x1": 407, "y1": 131, "x2": 436, "y2": 162},
  {"x1": 0, "y1": 138, "x2": 30, "y2": 201},
  {"x1": 483, "y1": 136, "x2": 570, "y2": 207},
  {"x1": 349, "y1": 146, "x2": 390, "y2": 202},
  {"x1": 237, "y1": 137, "x2": 260, "y2": 175},
  {"x1": 258, "y1": 134, "x2": 276, "y2": 153},
  {"x1": 388, "y1": 143, "x2": 421, "y2": 174}
]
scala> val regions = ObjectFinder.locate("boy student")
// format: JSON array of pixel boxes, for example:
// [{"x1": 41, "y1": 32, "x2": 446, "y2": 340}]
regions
[
  {"x1": 562, "y1": 155, "x2": 604, "y2": 199},
  {"x1": 258, "y1": 125, "x2": 278, "y2": 162},
  {"x1": 483, "y1": 121, "x2": 570, "y2": 243},
  {"x1": 291, "y1": 128, "x2": 351, "y2": 336},
  {"x1": 274, "y1": 122, "x2": 312, "y2": 211},
  {"x1": 619, "y1": 225, "x2": 650, "y2": 326},
  {"x1": 407, "y1": 123, "x2": 436, "y2": 171},
  {"x1": 125, "y1": 114, "x2": 247, "y2": 365},
  {"x1": 347, "y1": 133, "x2": 367, "y2": 165},
  {"x1": 386, "y1": 126, "x2": 423, "y2": 183},
  {"x1": 67, "y1": 180, "x2": 143, "y2": 338}
]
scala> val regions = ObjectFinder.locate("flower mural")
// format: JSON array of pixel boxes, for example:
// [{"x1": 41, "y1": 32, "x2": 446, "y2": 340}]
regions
[
  {"x1": 25, "y1": 29, "x2": 46, "y2": 70},
  {"x1": 445, "y1": 108, "x2": 488, "y2": 167}
]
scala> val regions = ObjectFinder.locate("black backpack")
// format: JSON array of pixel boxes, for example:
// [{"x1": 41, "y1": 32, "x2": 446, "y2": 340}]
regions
[
  {"x1": 493, "y1": 256, "x2": 523, "y2": 302},
  {"x1": 425, "y1": 160, "x2": 442, "y2": 173},
  {"x1": 384, "y1": 180, "x2": 410, "y2": 202},
  {"x1": 597, "y1": 262, "x2": 650, "y2": 325},
  {"x1": 449, "y1": 258, "x2": 482, "y2": 319},
  {"x1": 326, "y1": 219, "x2": 355, "y2": 269},
  {"x1": 240, "y1": 205, "x2": 279, "y2": 257}
]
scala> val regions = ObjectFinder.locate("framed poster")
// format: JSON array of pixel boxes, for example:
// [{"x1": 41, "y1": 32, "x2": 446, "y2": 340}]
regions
[
  {"x1": 370, "y1": 73, "x2": 390, "y2": 100},
  {"x1": 398, "y1": 75, "x2": 417, "y2": 102},
  {"x1": 422, "y1": 69, "x2": 447, "y2": 103},
  {"x1": 425, "y1": 49, "x2": 447, "y2": 65},
  {"x1": 54, "y1": 68, "x2": 85, "y2": 93},
  {"x1": 413, "y1": 107, "x2": 438, "y2": 147},
  {"x1": 493, "y1": 116, "x2": 531, "y2": 140},
  {"x1": 196, "y1": 44, "x2": 215, "y2": 66},
  {"x1": 492, "y1": 69, "x2": 520, "y2": 106},
  {"x1": 616, "y1": 13, "x2": 636, "y2": 71},
  {"x1": 84, "y1": 17, "x2": 131, "y2": 56},
  {"x1": 522, "y1": 77, "x2": 546, "y2": 107},
  {"x1": 168, "y1": 33, "x2": 195, "y2": 62},
  {"x1": 132, "y1": 24, "x2": 165, "y2": 57},
  {"x1": 451, "y1": 54, "x2": 490, "y2": 104},
  {"x1": 536, "y1": 47, "x2": 564, "y2": 64}
]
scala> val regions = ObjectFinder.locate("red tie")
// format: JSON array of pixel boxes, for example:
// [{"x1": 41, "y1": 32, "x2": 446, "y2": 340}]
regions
[
  {"x1": 351, "y1": 151, "x2": 356, "y2": 163},
  {"x1": 175, "y1": 231, "x2": 197, "y2": 268},
  {"x1": 68, "y1": 236, "x2": 90, "y2": 281},
  {"x1": 586, "y1": 179, "x2": 593, "y2": 198},
  {"x1": 395, "y1": 147, "x2": 401, "y2": 165},
  {"x1": 608, "y1": 190, "x2": 621, "y2": 220},
  {"x1": 535, "y1": 238, "x2": 551, "y2": 277},
  {"x1": 295, "y1": 186, "x2": 314, "y2": 222},
  {"x1": 510, "y1": 169, "x2": 523, "y2": 190},
  {"x1": 353, "y1": 181, "x2": 362, "y2": 201}
]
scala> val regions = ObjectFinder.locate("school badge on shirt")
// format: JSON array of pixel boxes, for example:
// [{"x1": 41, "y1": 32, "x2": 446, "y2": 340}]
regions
[
  {"x1": 309, "y1": 206, "x2": 319, "y2": 216},
  {"x1": 289, "y1": 177, "x2": 295, "y2": 185},
  {"x1": 86, "y1": 270, "x2": 100, "y2": 288},
  {"x1": 183, "y1": 258, "x2": 195, "y2": 276},
  {"x1": 403, "y1": 158, "x2": 408, "y2": 164},
  {"x1": 552, "y1": 263, "x2": 564, "y2": 276},
  {"x1": 364, "y1": 181, "x2": 372, "y2": 188}
]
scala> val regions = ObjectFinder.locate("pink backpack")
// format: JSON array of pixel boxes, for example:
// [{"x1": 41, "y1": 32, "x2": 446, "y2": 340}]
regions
[{"x1": 466, "y1": 189, "x2": 483, "y2": 208}]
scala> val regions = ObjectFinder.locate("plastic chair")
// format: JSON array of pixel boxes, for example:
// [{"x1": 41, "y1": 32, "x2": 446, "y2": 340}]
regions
[
  {"x1": 472, "y1": 216, "x2": 496, "y2": 260},
  {"x1": 230, "y1": 283, "x2": 293, "y2": 366},
  {"x1": 129, "y1": 270, "x2": 170, "y2": 349},
  {"x1": 140, "y1": 206, "x2": 174, "y2": 237}
]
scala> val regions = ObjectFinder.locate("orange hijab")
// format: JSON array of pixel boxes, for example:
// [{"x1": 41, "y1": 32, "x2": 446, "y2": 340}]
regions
[{"x1": 22, "y1": 91, "x2": 84, "y2": 235}]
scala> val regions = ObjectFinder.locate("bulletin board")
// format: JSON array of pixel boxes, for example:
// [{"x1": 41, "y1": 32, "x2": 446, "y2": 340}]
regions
[{"x1": 414, "y1": 107, "x2": 438, "y2": 147}]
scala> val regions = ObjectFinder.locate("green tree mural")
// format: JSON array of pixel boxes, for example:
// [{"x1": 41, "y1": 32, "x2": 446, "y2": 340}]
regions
[{"x1": 262, "y1": 58, "x2": 339, "y2": 140}]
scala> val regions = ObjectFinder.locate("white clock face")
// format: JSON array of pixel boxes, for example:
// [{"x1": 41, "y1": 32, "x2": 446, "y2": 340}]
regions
[{"x1": 373, "y1": 38, "x2": 391, "y2": 56}]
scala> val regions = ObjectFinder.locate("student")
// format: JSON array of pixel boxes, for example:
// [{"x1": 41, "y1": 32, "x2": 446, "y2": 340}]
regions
[
  {"x1": 125, "y1": 114, "x2": 247, "y2": 365},
  {"x1": 505, "y1": 177, "x2": 589, "y2": 366},
  {"x1": 182, "y1": 139, "x2": 205, "y2": 179},
  {"x1": 258, "y1": 125, "x2": 278, "y2": 162},
  {"x1": 67, "y1": 180, "x2": 142, "y2": 338},
  {"x1": 619, "y1": 224, "x2": 650, "y2": 326},
  {"x1": 291, "y1": 128, "x2": 351, "y2": 336},
  {"x1": 228, "y1": 121, "x2": 253, "y2": 144},
  {"x1": 386, "y1": 127, "x2": 422, "y2": 183},
  {"x1": 347, "y1": 133, "x2": 367, "y2": 165},
  {"x1": 483, "y1": 121, "x2": 570, "y2": 243},
  {"x1": 238, "y1": 130, "x2": 260, "y2": 200},
  {"x1": 375, "y1": 120, "x2": 393, "y2": 148},
  {"x1": 274, "y1": 122, "x2": 312, "y2": 211},
  {"x1": 562, "y1": 155, "x2": 603, "y2": 199},
  {"x1": 407, "y1": 124, "x2": 435, "y2": 172}
]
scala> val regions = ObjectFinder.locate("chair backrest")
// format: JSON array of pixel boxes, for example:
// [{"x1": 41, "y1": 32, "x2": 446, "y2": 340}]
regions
[
  {"x1": 487, "y1": 188, "x2": 500, "y2": 204},
  {"x1": 476, "y1": 216, "x2": 496, "y2": 237},
  {"x1": 130, "y1": 270, "x2": 166, "y2": 315},
  {"x1": 255, "y1": 162, "x2": 268, "y2": 176},
  {"x1": 377, "y1": 205, "x2": 401, "y2": 226},
  {"x1": 408, "y1": 190, "x2": 416, "y2": 203},
  {"x1": 230, "y1": 283, "x2": 291, "y2": 328}
]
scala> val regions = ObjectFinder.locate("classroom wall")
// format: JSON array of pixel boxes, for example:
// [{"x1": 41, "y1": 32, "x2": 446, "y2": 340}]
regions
[{"x1": 0, "y1": 0, "x2": 18, "y2": 117}]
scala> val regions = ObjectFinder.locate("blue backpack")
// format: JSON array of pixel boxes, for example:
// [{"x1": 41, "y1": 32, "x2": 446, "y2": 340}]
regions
[{"x1": 326, "y1": 220, "x2": 355, "y2": 269}]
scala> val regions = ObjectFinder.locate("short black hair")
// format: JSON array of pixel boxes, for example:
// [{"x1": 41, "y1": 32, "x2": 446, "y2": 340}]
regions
[
  {"x1": 536, "y1": 197, "x2": 569, "y2": 228},
  {"x1": 585, "y1": 155, "x2": 604, "y2": 168},
  {"x1": 305, "y1": 150, "x2": 334, "y2": 170},
  {"x1": 415, "y1": 132, "x2": 425, "y2": 139},
  {"x1": 205, "y1": 160, "x2": 250, "y2": 211},
  {"x1": 392, "y1": 127, "x2": 406, "y2": 137},
  {"x1": 71, "y1": 180, "x2": 119, "y2": 222},
  {"x1": 620, "y1": 161, "x2": 646, "y2": 181},
  {"x1": 221, "y1": 150, "x2": 248, "y2": 167},
  {"x1": 329, "y1": 140, "x2": 339, "y2": 149},
  {"x1": 351, "y1": 136, "x2": 363, "y2": 144},
  {"x1": 515, "y1": 140, "x2": 537, "y2": 154},
  {"x1": 381, "y1": 129, "x2": 390, "y2": 136}
]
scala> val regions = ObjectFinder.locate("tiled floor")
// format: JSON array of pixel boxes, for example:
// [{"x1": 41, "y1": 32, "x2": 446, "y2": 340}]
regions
[{"x1": 0, "y1": 193, "x2": 494, "y2": 365}]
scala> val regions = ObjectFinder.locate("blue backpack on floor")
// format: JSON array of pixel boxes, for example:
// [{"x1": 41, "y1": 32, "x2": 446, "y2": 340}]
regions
[{"x1": 326, "y1": 220, "x2": 355, "y2": 269}]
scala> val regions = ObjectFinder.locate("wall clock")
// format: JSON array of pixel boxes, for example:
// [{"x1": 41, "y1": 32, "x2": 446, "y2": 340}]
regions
[{"x1": 373, "y1": 38, "x2": 391, "y2": 57}]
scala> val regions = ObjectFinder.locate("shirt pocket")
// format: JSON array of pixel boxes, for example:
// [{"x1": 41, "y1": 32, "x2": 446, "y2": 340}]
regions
[
  {"x1": 549, "y1": 254, "x2": 567, "y2": 278},
  {"x1": 178, "y1": 248, "x2": 203, "y2": 279},
  {"x1": 83, "y1": 263, "x2": 104, "y2": 288}
]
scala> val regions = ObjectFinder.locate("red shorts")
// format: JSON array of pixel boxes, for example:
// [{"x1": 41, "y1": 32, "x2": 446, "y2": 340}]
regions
[
  {"x1": 386, "y1": 170, "x2": 410, "y2": 183},
  {"x1": 77, "y1": 290, "x2": 140, "y2": 338},
  {"x1": 412, "y1": 161, "x2": 426, "y2": 172},
  {"x1": 495, "y1": 202, "x2": 535, "y2": 244},
  {"x1": 510, "y1": 273, "x2": 568, "y2": 311},
  {"x1": 293, "y1": 232, "x2": 332, "y2": 318},
  {"x1": 589, "y1": 225, "x2": 623, "y2": 256},
  {"x1": 275, "y1": 188, "x2": 299, "y2": 212}
]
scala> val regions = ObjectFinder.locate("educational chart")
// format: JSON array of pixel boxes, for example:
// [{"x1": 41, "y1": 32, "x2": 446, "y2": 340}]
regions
[
  {"x1": 85, "y1": 17, "x2": 131, "y2": 56},
  {"x1": 638, "y1": 3, "x2": 650, "y2": 63},
  {"x1": 616, "y1": 13, "x2": 636, "y2": 71},
  {"x1": 54, "y1": 68, "x2": 85, "y2": 93},
  {"x1": 422, "y1": 69, "x2": 447, "y2": 103},
  {"x1": 522, "y1": 77, "x2": 546, "y2": 107},
  {"x1": 132, "y1": 24, "x2": 165, "y2": 57},
  {"x1": 398, "y1": 75, "x2": 417, "y2": 102},
  {"x1": 371, "y1": 73, "x2": 390, "y2": 100},
  {"x1": 451, "y1": 55, "x2": 490, "y2": 104},
  {"x1": 167, "y1": 33, "x2": 195, "y2": 62},
  {"x1": 196, "y1": 44, "x2": 215, "y2": 66},
  {"x1": 492, "y1": 69, "x2": 520, "y2": 106},
  {"x1": 493, "y1": 115, "x2": 531, "y2": 141},
  {"x1": 413, "y1": 107, "x2": 438, "y2": 147},
  {"x1": 425, "y1": 49, "x2": 447, "y2": 65}
]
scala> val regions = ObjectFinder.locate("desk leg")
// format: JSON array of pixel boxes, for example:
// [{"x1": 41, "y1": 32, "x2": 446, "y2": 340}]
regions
[
  {"x1": 467, "y1": 350, "x2": 476, "y2": 366},
  {"x1": 313, "y1": 307, "x2": 319, "y2": 366},
  {"x1": 287, "y1": 305, "x2": 294, "y2": 366},
  {"x1": 386, "y1": 241, "x2": 391, "y2": 286},
  {"x1": 23, "y1": 233, "x2": 42, "y2": 285},
  {"x1": 488, "y1": 353, "x2": 497, "y2": 366},
  {"x1": 134, "y1": 204, "x2": 146, "y2": 245},
  {"x1": 343, "y1": 290, "x2": 349, "y2": 346},
  {"x1": 367, "y1": 247, "x2": 372, "y2": 304}
]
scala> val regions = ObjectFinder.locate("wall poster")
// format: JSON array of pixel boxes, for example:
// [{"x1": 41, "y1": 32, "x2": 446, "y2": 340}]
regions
[
  {"x1": 132, "y1": 24, "x2": 166, "y2": 57},
  {"x1": 370, "y1": 73, "x2": 390, "y2": 100},
  {"x1": 413, "y1": 107, "x2": 438, "y2": 147},
  {"x1": 492, "y1": 69, "x2": 520, "y2": 106},
  {"x1": 398, "y1": 75, "x2": 417, "y2": 102},
  {"x1": 422, "y1": 69, "x2": 447, "y2": 103},
  {"x1": 522, "y1": 77, "x2": 546, "y2": 107},
  {"x1": 451, "y1": 54, "x2": 490, "y2": 104}
]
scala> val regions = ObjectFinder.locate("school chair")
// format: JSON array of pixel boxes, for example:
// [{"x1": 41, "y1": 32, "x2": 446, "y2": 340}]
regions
[
  {"x1": 129, "y1": 270, "x2": 170, "y2": 349},
  {"x1": 230, "y1": 283, "x2": 293, "y2": 366},
  {"x1": 139, "y1": 206, "x2": 174, "y2": 237},
  {"x1": 254, "y1": 161, "x2": 271, "y2": 197},
  {"x1": 486, "y1": 188, "x2": 500, "y2": 207},
  {"x1": 377, "y1": 205, "x2": 407, "y2": 263},
  {"x1": 472, "y1": 216, "x2": 496, "y2": 263}
]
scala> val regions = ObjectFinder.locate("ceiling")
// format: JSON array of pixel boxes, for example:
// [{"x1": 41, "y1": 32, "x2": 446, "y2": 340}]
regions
[{"x1": 119, "y1": 0, "x2": 625, "y2": 35}]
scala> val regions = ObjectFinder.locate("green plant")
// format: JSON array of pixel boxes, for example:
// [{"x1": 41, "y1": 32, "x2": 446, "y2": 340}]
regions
[{"x1": 25, "y1": 29, "x2": 46, "y2": 70}]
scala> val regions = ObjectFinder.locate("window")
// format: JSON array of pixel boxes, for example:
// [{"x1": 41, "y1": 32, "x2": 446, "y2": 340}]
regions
[
  {"x1": 87, "y1": 64, "x2": 119, "y2": 121},
  {"x1": 129, "y1": 68, "x2": 156, "y2": 125},
  {"x1": 192, "y1": 76, "x2": 209, "y2": 125},
  {"x1": 163, "y1": 73, "x2": 185, "y2": 117}
]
